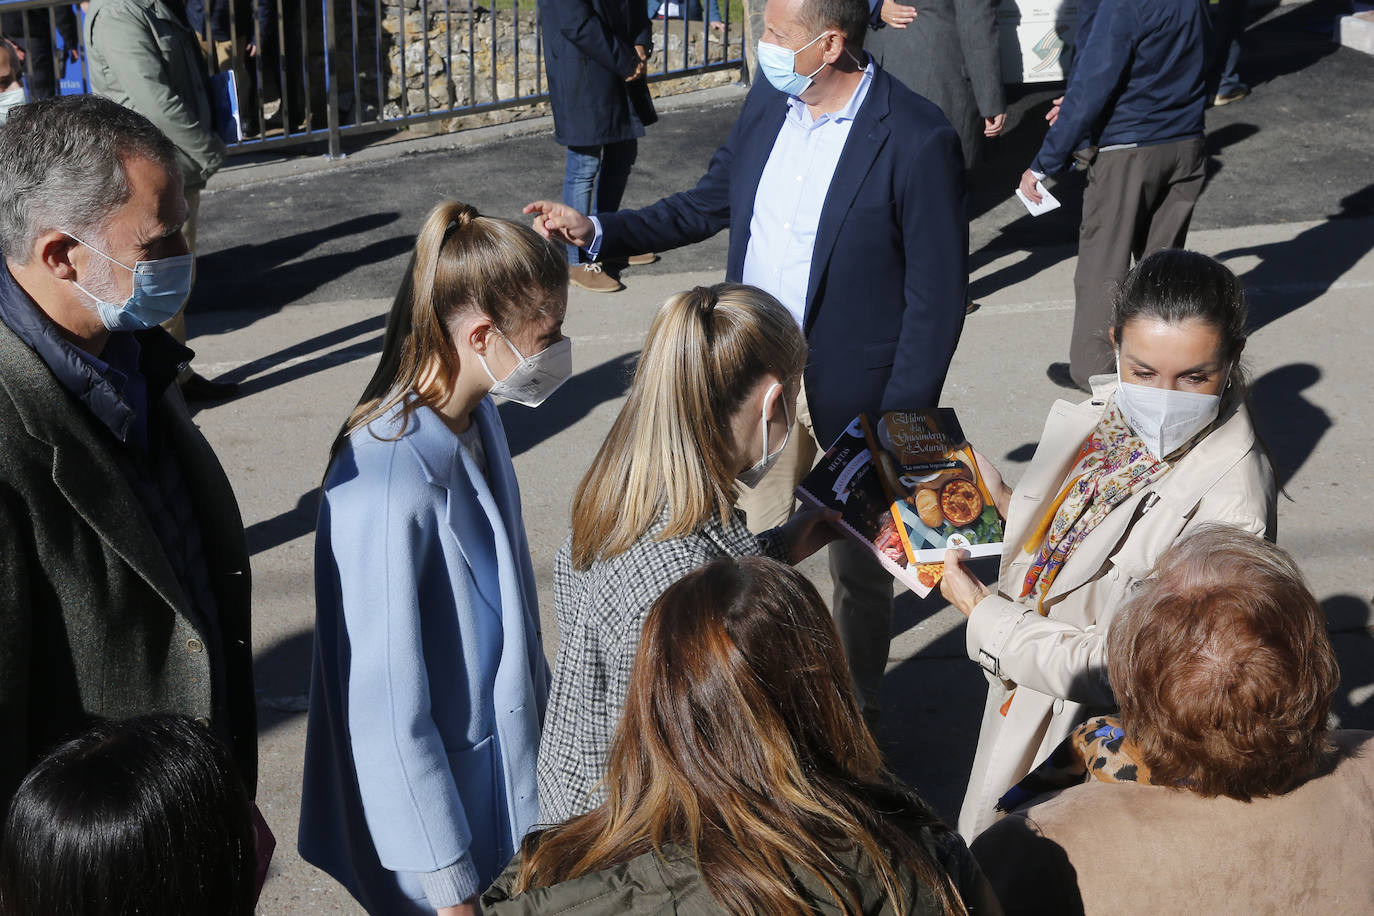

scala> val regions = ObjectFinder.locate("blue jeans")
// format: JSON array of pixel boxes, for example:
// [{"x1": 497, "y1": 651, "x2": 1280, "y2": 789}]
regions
[
  {"x1": 562, "y1": 140, "x2": 638, "y2": 264},
  {"x1": 647, "y1": 0, "x2": 723, "y2": 23},
  {"x1": 1207, "y1": 0, "x2": 1246, "y2": 96}
]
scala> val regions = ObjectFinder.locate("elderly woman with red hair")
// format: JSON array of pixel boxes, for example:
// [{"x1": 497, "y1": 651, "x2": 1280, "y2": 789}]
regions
[{"x1": 970, "y1": 525, "x2": 1374, "y2": 914}]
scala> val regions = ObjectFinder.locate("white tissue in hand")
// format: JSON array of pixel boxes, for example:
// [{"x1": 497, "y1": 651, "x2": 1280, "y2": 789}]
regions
[{"x1": 1015, "y1": 181, "x2": 1061, "y2": 216}]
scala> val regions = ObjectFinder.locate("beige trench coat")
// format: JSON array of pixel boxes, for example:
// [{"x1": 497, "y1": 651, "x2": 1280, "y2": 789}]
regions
[{"x1": 957, "y1": 377, "x2": 1276, "y2": 839}]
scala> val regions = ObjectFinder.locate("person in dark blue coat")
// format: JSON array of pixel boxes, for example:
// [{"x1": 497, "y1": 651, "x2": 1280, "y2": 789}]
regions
[
  {"x1": 525, "y1": 0, "x2": 966, "y2": 724},
  {"x1": 1017, "y1": 0, "x2": 1209, "y2": 392},
  {"x1": 538, "y1": 0, "x2": 657, "y2": 293}
]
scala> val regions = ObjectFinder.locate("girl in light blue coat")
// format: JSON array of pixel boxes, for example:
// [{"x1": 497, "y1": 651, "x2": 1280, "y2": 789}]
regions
[{"x1": 299, "y1": 200, "x2": 570, "y2": 916}]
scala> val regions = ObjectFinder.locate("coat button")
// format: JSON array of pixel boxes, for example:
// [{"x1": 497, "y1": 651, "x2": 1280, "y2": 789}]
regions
[
  {"x1": 194, "y1": 716, "x2": 211, "y2": 728},
  {"x1": 1053, "y1": 698, "x2": 1065, "y2": 715},
  {"x1": 187, "y1": 638, "x2": 204, "y2": 653}
]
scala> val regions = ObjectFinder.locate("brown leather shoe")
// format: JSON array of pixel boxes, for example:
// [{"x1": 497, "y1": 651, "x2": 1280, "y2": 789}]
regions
[
  {"x1": 568, "y1": 262, "x2": 623, "y2": 293},
  {"x1": 626, "y1": 252, "x2": 658, "y2": 266}
]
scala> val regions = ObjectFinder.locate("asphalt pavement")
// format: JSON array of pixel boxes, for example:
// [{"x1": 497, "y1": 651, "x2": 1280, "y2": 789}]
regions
[{"x1": 187, "y1": 2, "x2": 1374, "y2": 910}]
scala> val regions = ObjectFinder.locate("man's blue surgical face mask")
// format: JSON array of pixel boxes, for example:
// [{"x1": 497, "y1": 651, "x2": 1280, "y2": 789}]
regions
[
  {"x1": 756, "y1": 31, "x2": 829, "y2": 97},
  {"x1": 65, "y1": 231, "x2": 194, "y2": 332}
]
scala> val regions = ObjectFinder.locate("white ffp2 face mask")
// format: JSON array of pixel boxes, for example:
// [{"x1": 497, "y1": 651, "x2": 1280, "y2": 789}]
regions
[
  {"x1": 737, "y1": 383, "x2": 792, "y2": 488},
  {"x1": 479, "y1": 331, "x2": 572, "y2": 408},
  {"x1": 1114, "y1": 356, "x2": 1227, "y2": 460}
]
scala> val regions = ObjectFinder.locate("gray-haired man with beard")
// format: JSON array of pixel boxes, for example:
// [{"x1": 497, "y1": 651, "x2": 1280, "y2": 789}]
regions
[{"x1": 0, "y1": 95, "x2": 256, "y2": 804}]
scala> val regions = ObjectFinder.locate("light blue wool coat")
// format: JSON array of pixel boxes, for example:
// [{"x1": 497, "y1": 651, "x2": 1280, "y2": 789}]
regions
[{"x1": 299, "y1": 397, "x2": 550, "y2": 914}]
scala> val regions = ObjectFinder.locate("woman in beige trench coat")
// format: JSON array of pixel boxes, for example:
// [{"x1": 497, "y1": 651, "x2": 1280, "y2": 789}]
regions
[{"x1": 940, "y1": 250, "x2": 1277, "y2": 839}]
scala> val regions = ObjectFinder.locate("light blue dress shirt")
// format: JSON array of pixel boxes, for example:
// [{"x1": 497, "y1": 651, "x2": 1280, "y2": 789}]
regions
[
  {"x1": 587, "y1": 60, "x2": 874, "y2": 328},
  {"x1": 742, "y1": 60, "x2": 874, "y2": 328}
]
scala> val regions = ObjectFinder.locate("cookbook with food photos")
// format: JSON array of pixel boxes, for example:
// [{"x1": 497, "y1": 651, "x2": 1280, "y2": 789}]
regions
[{"x1": 795, "y1": 409, "x2": 1005, "y2": 597}]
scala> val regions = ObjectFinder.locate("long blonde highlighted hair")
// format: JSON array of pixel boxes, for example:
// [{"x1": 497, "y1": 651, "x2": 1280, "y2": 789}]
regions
[
  {"x1": 511, "y1": 557, "x2": 968, "y2": 915},
  {"x1": 569, "y1": 283, "x2": 807, "y2": 570},
  {"x1": 328, "y1": 199, "x2": 566, "y2": 465}
]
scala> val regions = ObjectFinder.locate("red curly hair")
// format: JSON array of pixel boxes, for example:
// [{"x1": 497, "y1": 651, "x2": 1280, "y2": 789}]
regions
[{"x1": 1107, "y1": 524, "x2": 1340, "y2": 801}]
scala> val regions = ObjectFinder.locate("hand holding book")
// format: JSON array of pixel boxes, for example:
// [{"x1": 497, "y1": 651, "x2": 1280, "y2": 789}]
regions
[
  {"x1": 941, "y1": 548, "x2": 992, "y2": 617},
  {"x1": 779, "y1": 507, "x2": 843, "y2": 563},
  {"x1": 795, "y1": 409, "x2": 1006, "y2": 598}
]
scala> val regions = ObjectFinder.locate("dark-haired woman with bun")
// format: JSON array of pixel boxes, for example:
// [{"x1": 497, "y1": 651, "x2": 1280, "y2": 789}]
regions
[
  {"x1": 484, "y1": 557, "x2": 998, "y2": 915},
  {"x1": 299, "y1": 201, "x2": 568, "y2": 915},
  {"x1": 941, "y1": 250, "x2": 1278, "y2": 840}
]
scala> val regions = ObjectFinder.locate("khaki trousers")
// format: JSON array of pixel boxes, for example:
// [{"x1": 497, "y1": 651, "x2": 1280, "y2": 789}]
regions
[
  {"x1": 1069, "y1": 136, "x2": 1207, "y2": 388},
  {"x1": 199, "y1": 35, "x2": 249, "y2": 111},
  {"x1": 738, "y1": 388, "x2": 895, "y2": 715}
]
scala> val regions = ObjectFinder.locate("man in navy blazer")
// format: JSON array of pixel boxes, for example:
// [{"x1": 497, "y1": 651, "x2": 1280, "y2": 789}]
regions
[{"x1": 527, "y1": 0, "x2": 966, "y2": 719}]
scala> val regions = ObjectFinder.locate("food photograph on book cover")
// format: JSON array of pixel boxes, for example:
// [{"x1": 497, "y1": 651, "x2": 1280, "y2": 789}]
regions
[
  {"x1": 880, "y1": 410, "x2": 1004, "y2": 563},
  {"x1": 795, "y1": 408, "x2": 1005, "y2": 596}
]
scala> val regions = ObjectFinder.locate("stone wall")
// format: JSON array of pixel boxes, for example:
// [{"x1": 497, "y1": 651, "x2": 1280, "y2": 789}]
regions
[{"x1": 376, "y1": 0, "x2": 743, "y2": 130}]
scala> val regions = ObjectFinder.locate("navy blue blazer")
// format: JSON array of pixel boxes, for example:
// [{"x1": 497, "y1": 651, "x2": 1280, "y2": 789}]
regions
[
  {"x1": 538, "y1": 0, "x2": 656, "y2": 148},
  {"x1": 598, "y1": 67, "x2": 968, "y2": 445}
]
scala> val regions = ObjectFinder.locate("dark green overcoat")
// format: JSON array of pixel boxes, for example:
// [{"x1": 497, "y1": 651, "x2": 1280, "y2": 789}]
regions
[{"x1": 0, "y1": 317, "x2": 256, "y2": 801}]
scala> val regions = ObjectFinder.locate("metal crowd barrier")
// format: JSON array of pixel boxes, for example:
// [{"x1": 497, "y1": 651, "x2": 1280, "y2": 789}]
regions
[{"x1": 0, "y1": 0, "x2": 745, "y2": 159}]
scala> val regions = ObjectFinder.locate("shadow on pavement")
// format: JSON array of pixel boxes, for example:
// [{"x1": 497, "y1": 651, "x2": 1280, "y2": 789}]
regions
[
  {"x1": 963, "y1": 86, "x2": 1084, "y2": 302},
  {"x1": 246, "y1": 489, "x2": 322, "y2": 557},
  {"x1": 255, "y1": 629, "x2": 316, "y2": 737},
  {"x1": 1201, "y1": 121, "x2": 1260, "y2": 192},
  {"x1": 1248, "y1": 363, "x2": 1332, "y2": 488},
  {"x1": 188, "y1": 314, "x2": 387, "y2": 411},
  {"x1": 1241, "y1": 0, "x2": 1343, "y2": 88},
  {"x1": 968, "y1": 87, "x2": 1068, "y2": 227},
  {"x1": 1217, "y1": 186, "x2": 1374, "y2": 333},
  {"x1": 1325, "y1": 594, "x2": 1374, "y2": 732},
  {"x1": 876, "y1": 619, "x2": 987, "y2": 823},
  {"x1": 190, "y1": 211, "x2": 411, "y2": 328},
  {"x1": 878, "y1": 555, "x2": 999, "y2": 822},
  {"x1": 499, "y1": 351, "x2": 639, "y2": 458}
]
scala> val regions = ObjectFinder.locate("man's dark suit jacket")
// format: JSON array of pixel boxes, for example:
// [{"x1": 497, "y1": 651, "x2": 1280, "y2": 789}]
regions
[
  {"x1": 0, "y1": 306, "x2": 256, "y2": 803},
  {"x1": 598, "y1": 66, "x2": 967, "y2": 445}
]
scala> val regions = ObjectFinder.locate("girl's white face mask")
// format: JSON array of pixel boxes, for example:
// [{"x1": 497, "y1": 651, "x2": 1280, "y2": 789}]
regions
[
  {"x1": 478, "y1": 329, "x2": 572, "y2": 408},
  {"x1": 1114, "y1": 354, "x2": 1228, "y2": 460}
]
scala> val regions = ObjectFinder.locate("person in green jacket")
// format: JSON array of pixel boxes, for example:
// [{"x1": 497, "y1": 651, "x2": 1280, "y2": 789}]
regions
[
  {"x1": 85, "y1": 0, "x2": 237, "y2": 400},
  {"x1": 483, "y1": 556, "x2": 1001, "y2": 915}
]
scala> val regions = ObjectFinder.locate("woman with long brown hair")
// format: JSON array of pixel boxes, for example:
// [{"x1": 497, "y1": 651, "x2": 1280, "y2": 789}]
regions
[
  {"x1": 484, "y1": 557, "x2": 996, "y2": 915},
  {"x1": 299, "y1": 201, "x2": 568, "y2": 916},
  {"x1": 536, "y1": 283, "x2": 838, "y2": 825}
]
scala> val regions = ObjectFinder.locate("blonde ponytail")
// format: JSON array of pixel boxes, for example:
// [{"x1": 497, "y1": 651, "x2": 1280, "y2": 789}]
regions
[
  {"x1": 569, "y1": 284, "x2": 806, "y2": 569},
  {"x1": 328, "y1": 199, "x2": 565, "y2": 466}
]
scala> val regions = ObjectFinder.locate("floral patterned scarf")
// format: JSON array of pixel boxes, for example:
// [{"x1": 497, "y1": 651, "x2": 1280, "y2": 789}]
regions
[{"x1": 1019, "y1": 399, "x2": 1172, "y2": 613}]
